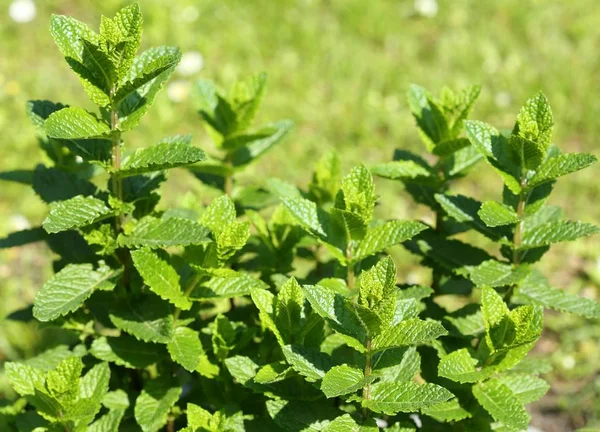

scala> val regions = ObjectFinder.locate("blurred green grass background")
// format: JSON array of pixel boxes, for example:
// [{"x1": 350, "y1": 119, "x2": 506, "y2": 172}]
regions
[{"x1": 1, "y1": 0, "x2": 599, "y2": 429}]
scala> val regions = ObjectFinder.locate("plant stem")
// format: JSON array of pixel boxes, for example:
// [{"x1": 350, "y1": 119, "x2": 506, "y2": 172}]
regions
[
  {"x1": 505, "y1": 177, "x2": 528, "y2": 302},
  {"x1": 362, "y1": 338, "x2": 372, "y2": 420},
  {"x1": 346, "y1": 243, "x2": 355, "y2": 290},
  {"x1": 110, "y1": 89, "x2": 123, "y2": 231},
  {"x1": 174, "y1": 274, "x2": 202, "y2": 324}
]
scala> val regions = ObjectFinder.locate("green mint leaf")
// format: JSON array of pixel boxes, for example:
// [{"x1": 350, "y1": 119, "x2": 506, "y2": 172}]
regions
[
  {"x1": 478, "y1": 201, "x2": 520, "y2": 227},
  {"x1": 438, "y1": 348, "x2": 494, "y2": 383},
  {"x1": 79, "y1": 362, "x2": 110, "y2": 407},
  {"x1": 265, "y1": 399, "x2": 341, "y2": 432},
  {"x1": 353, "y1": 220, "x2": 427, "y2": 262},
  {"x1": 33, "y1": 165, "x2": 97, "y2": 204},
  {"x1": 45, "y1": 107, "x2": 110, "y2": 140},
  {"x1": 190, "y1": 269, "x2": 268, "y2": 299},
  {"x1": 338, "y1": 165, "x2": 376, "y2": 225},
  {"x1": 0, "y1": 227, "x2": 47, "y2": 249},
  {"x1": 434, "y1": 193, "x2": 509, "y2": 240},
  {"x1": 90, "y1": 335, "x2": 165, "y2": 369},
  {"x1": 43, "y1": 195, "x2": 114, "y2": 234},
  {"x1": 33, "y1": 264, "x2": 120, "y2": 322},
  {"x1": 302, "y1": 284, "x2": 366, "y2": 349},
  {"x1": 230, "y1": 120, "x2": 293, "y2": 167},
  {"x1": 114, "y1": 46, "x2": 181, "y2": 106},
  {"x1": 421, "y1": 398, "x2": 472, "y2": 422},
  {"x1": 254, "y1": 362, "x2": 294, "y2": 384},
  {"x1": 118, "y1": 142, "x2": 206, "y2": 177},
  {"x1": 118, "y1": 216, "x2": 211, "y2": 248},
  {"x1": 88, "y1": 409, "x2": 125, "y2": 432},
  {"x1": 469, "y1": 260, "x2": 530, "y2": 288},
  {"x1": 520, "y1": 220, "x2": 600, "y2": 249},
  {"x1": 200, "y1": 195, "x2": 237, "y2": 235},
  {"x1": 431, "y1": 137, "x2": 471, "y2": 157},
  {"x1": 167, "y1": 326, "x2": 204, "y2": 372},
  {"x1": 118, "y1": 46, "x2": 181, "y2": 131},
  {"x1": 281, "y1": 344, "x2": 333, "y2": 383},
  {"x1": 230, "y1": 72, "x2": 267, "y2": 131},
  {"x1": 511, "y1": 92, "x2": 553, "y2": 170},
  {"x1": 109, "y1": 295, "x2": 174, "y2": 343},
  {"x1": 515, "y1": 271, "x2": 600, "y2": 318},
  {"x1": 407, "y1": 84, "x2": 448, "y2": 150},
  {"x1": 274, "y1": 277, "x2": 304, "y2": 344},
  {"x1": 528, "y1": 153, "x2": 597, "y2": 189},
  {"x1": 320, "y1": 365, "x2": 366, "y2": 398},
  {"x1": 130, "y1": 248, "x2": 192, "y2": 310},
  {"x1": 472, "y1": 378, "x2": 530, "y2": 430},
  {"x1": 371, "y1": 318, "x2": 448, "y2": 352},
  {"x1": 110, "y1": 3, "x2": 143, "y2": 79},
  {"x1": 496, "y1": 374, "x2": 549, "y2": 405},
  {"x1": 134, "y1": 379, "x2": 181, "y2": 432},
  {"x1": 364, "y1": 381, "x2": 454, "y2": 415},
  {"x1": 5, "y1": 362, "x2": 45, "y2": 396},
  {"x1": 370, "y1": 160, "x2": 433, "y2": 184}
]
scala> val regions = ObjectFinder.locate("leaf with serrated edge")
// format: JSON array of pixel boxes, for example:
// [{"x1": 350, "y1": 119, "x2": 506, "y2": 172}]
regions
[
  {"x1": 354, "y1": 220, "x2": 427, "y2": 262},
  {"x1": 167, "y1": 327, "x2": 203, "y2": 372},
  {"x1": 90, "y1": 336, "x2": 164, "y2": 368},
  {"x1": 45, "y1": 108, "x2": 110, "y2": 139},
  {"x1": 372, "y1": 319, "x2": 448, "y2": 352},
  {"x1": 496, "y1": 374, "x2": 549, "y2": 404},
  {"x1": 43, "y1": 195, "x2": 114, "y2": 234},
  {"x1": 521, "y1": 220, "x2": 599, "y2": 249},
  {"x1": 515, "y1": 271, "x2": 600, "y2": 318},
  {"x1": 282, "y1": 344, "x2": 332, "y2": 383},
  {"x1": 528, "y1": 153, "x2": 597, "y2": 189},
  {"x1": 109, "y1": 295, "x2": 173, "y2": 343},
  {"x1": 473, "y1": 378, "x2": 530, "y2": 431},
  {"x1": 364, "y1": 381, "x2": 453, "y2": 415},
  {"x1": 131, "y1": 248, "x2": 191, "y2": 310},
  {"x1": 320, "y1": 365, "x2": 366, "y2": 398},
  {"x1": 119, "y1": 143, "x2": 206, "y2": 177},
  {"x1": 134, "y1": 379, "x2": 181, "y2": 432},
  {"x1": 118, "y1": 216, "x2": 211, "y2": 248},
  {"x1": 33, "y1": 264, "x2": 121, "y2": 322},
  {"x1": 478, "y1": 201, "x2": 520, "y2": 227}
]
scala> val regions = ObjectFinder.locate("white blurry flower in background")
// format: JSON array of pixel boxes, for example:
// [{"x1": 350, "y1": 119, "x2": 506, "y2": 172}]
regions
[
  {"x1": 414, "y1": 0, "x2": 438, "y2": 18},
  {"x1": 9, "y1": 0, "x2": 36, "y2": 23},
  {"x1": 177, "y1": 51, "x2": 204, "y2": 77},
  {"x1": 495, "y1": 91, "x2": 512, "y2": 108},
  {"x1": 167, "y1": 80, "x2": 191, "y2": 103}
]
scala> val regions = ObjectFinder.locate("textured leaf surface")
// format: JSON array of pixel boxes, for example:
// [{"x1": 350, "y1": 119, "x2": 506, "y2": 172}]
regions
[
  {"x1": 370, "y1": 160, "x2": 433, "y2": 182},
  {"x1": 45, "y1": 108, "x2": 110, "y2": 139},
  {"x1": 131, "y1": 248, "x2": 191, "y2": 310},
  {"x1": 282, "y1": 345, "x2": 332, "y2": 382},
  {"x1": 109, "y1": 296, "x2": 174, "y2": 343},
  {"x1": 118, "y1": 216, "x2": 211, "y2": 248},
  {"x1": 469, "y1": 260, "x2": 529, "y2": 288},
  {"x1": 421, "y1": 398, "x2": 471, "y2": 422},
  {"x1": 43, "y1": 195, "x2": 113, "y2": 234},
  {"x1": 119, "y1": 143, "x2": 206, "y2": 176},
  {"x1": 135, "y1": 379, "x2": 181, "y2": 432},
  {"x1": 33, "y1": 264, "x2": 120, "y2": 321},
  {"x1": 521, "y1": 221, "x2": 599, "y2": 249},
  {"x1": 191, "y1": 271, "x2": 267, "y2": 299},
  {"x1": 528, "y1": 153, "x2": 596, "y2": 188},
  {"x1": 167, "y1": 327, "x2": 203, "y2": 372},
  {"x1": 364, "y1": 382, "x2": 453, "y2": 415},
  {"x1": 231, "y1": 120, "x2": 294, "y2": 166},
  {"x1": 118, "y1": 46, "x2": 181, "y2": 130},
  {"x1": 320, "y1": 365, "x2": 365, "y2": 398},
  {"x1": 478, "y1": 201, "x2": 520, "y2": 227},
  {"x1": 515, "y1": 271, "x2": 600, "y2": 318},
  {"x1": 438, "y1": 349, "x2": 493, "y2": 383},
  {"x1": 90, "y1": 336, "x2": 164, "y2": 369},
  {"x1": 372, "y1": 318, "x2": 448, "y2": 352},
  {"x1": 473, "y1": 378, "x2": 530, "y2": 430},
  {"x1": 354, "y1": 220, "x2": 427, "y2": 262},
  {"x1": 496, "y1": 374, "x2": 549, "y2": 404}
]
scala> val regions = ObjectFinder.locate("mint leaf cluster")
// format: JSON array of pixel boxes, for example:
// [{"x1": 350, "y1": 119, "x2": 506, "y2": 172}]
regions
[{"x1": 0, "y1": 4, "x2": 598, "y2": 432}]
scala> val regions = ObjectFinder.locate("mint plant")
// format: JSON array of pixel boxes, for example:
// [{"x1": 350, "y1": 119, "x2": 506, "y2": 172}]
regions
[
  {"x1": 1, "y1": 4, "x2": 600, "y2": 432},
  {"x1": 189, "y1": 73, "x2": 293, "y2": 209}
]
